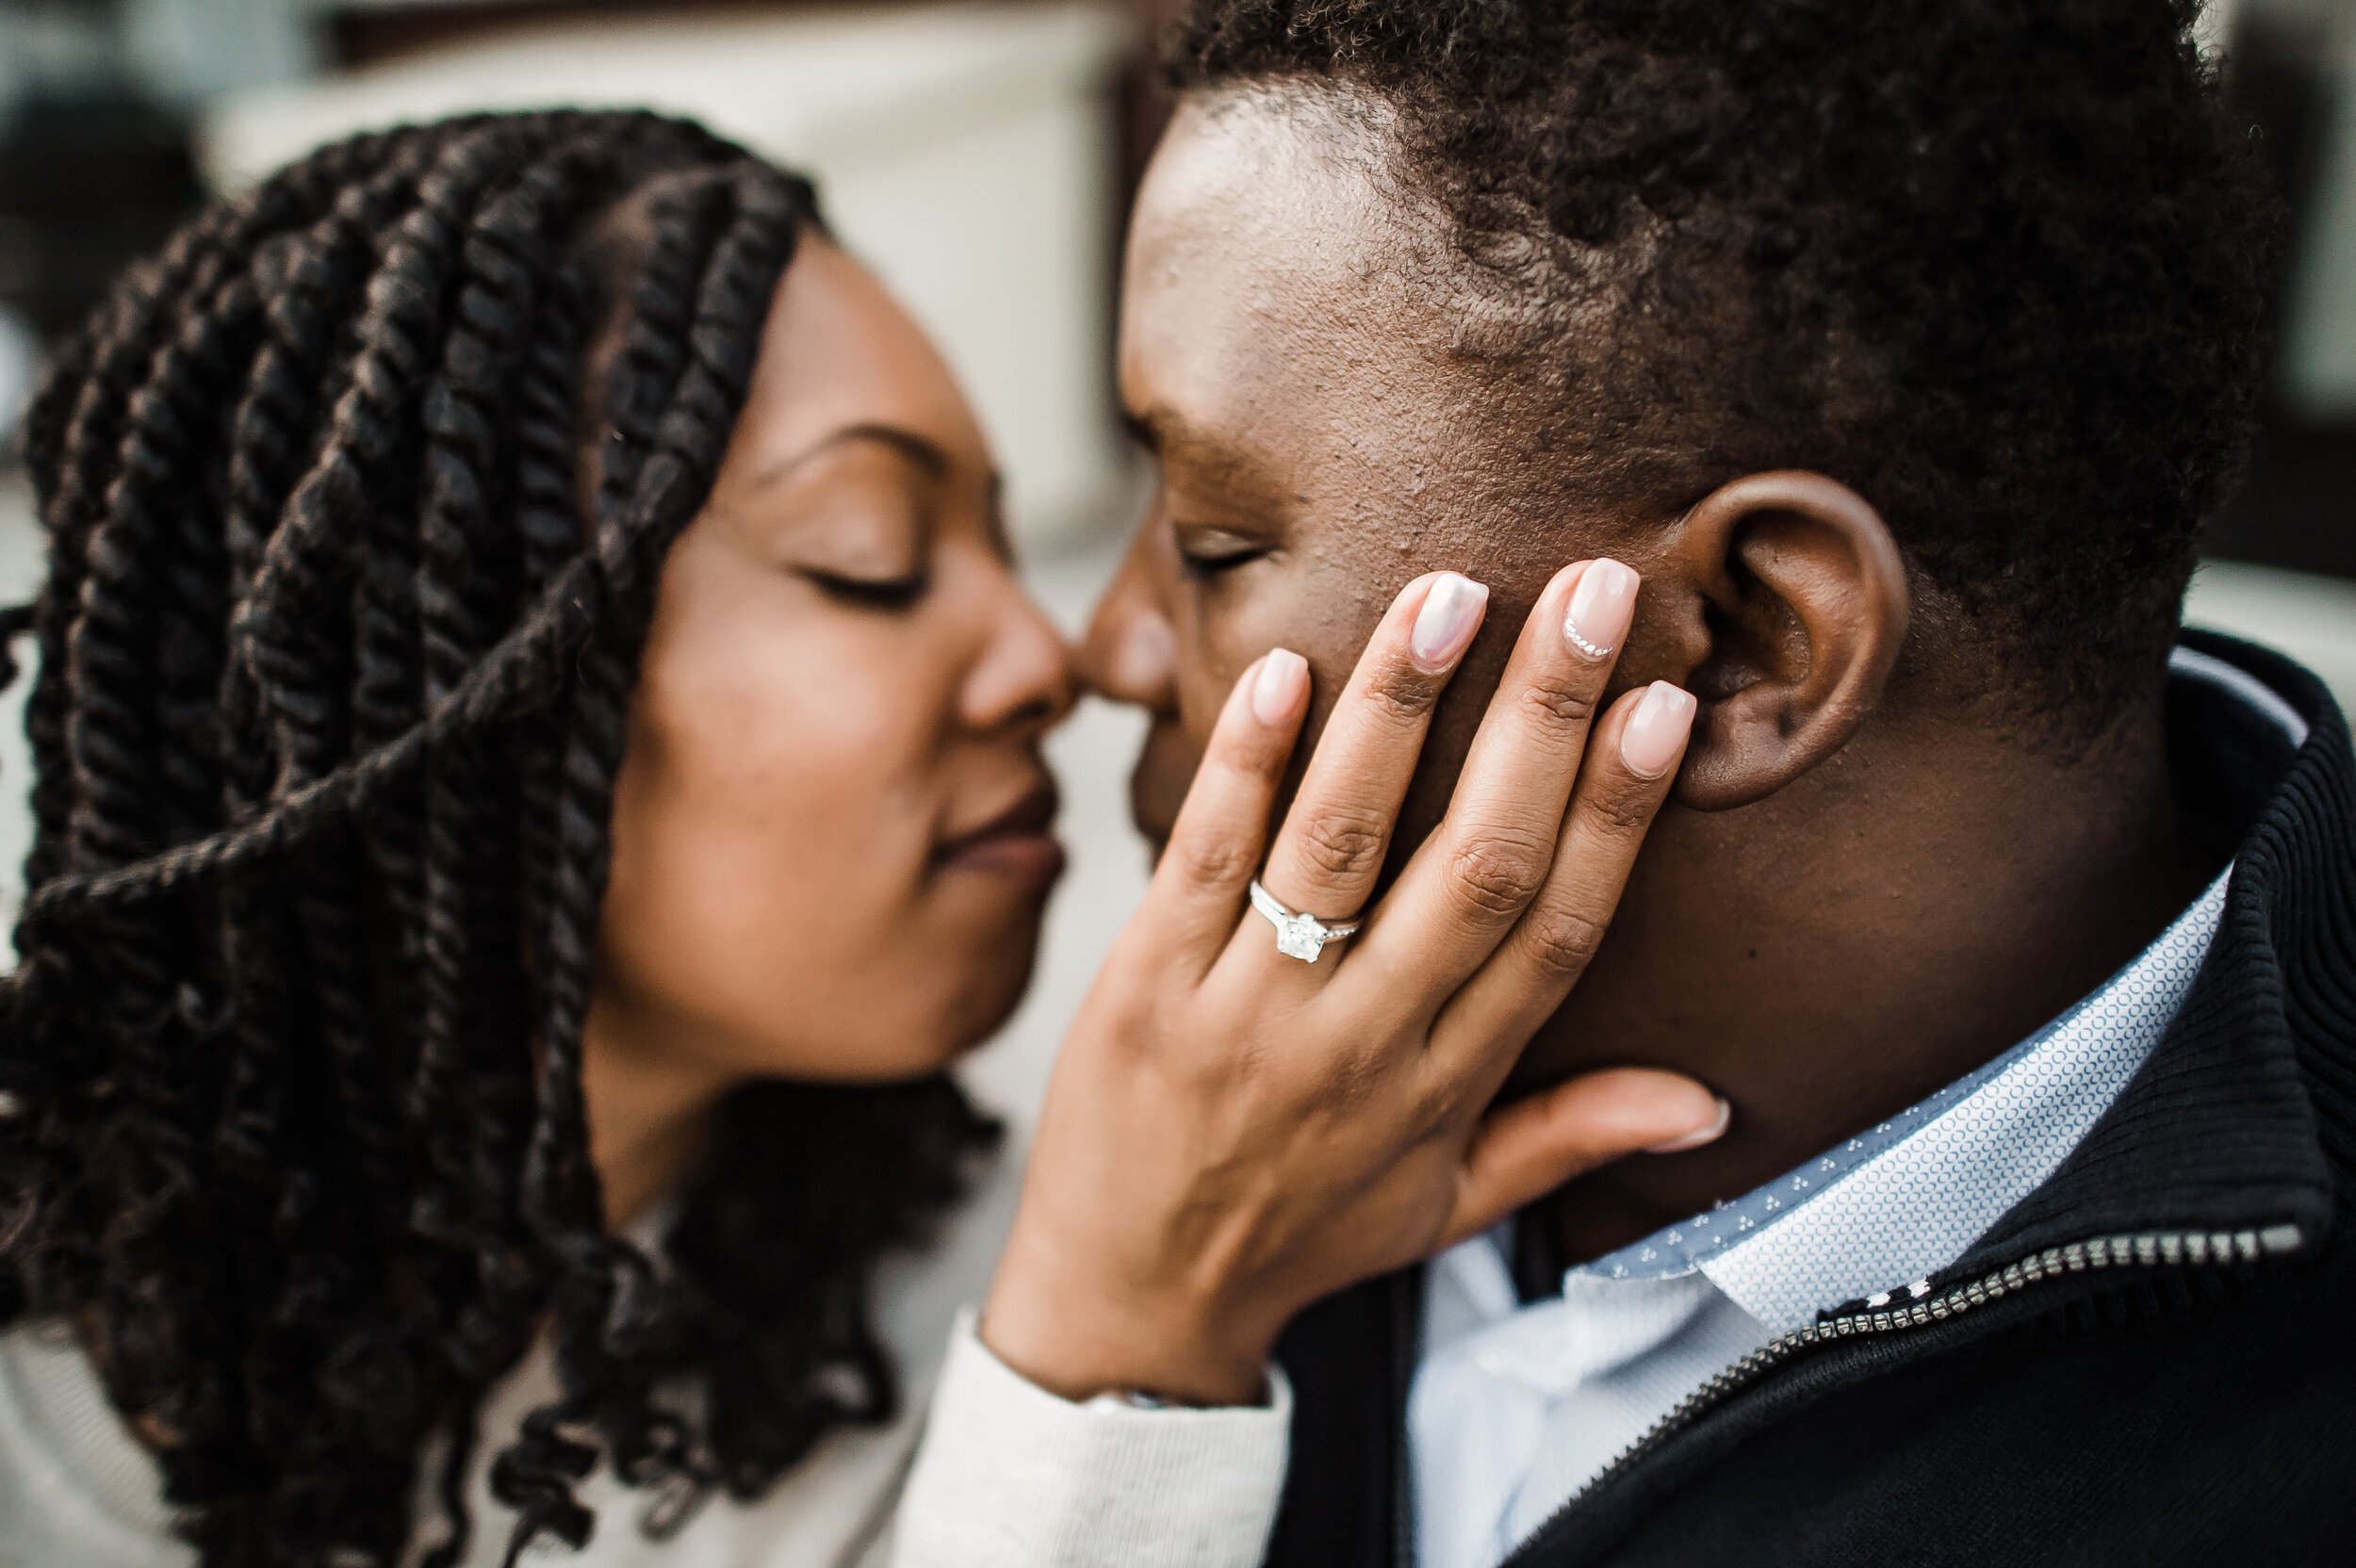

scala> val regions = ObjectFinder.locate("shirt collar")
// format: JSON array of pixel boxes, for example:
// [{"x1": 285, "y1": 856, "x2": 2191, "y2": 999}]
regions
[{"x1": 1689, "y1": 871, "x2": 2228, "y2": 1330}]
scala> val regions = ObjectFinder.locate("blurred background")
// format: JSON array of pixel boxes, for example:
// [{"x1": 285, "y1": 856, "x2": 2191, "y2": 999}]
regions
[{"x1": 0, "y1": 0, "x2": 2350, "y2": 1134}]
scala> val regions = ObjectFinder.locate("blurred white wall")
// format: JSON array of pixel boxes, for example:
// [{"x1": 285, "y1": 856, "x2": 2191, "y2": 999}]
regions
[
  {"x1": 2185, "y1": 560, "x2": 2356, "y2": 695},
  {"x1": 2282, "y1": 8, "x2": 2356, "y2": 415},
  {"x1": 123, "y1": 0, "x2": 317, "y2": 108},
  {"x1": 0, "y1": 0, "x2": 313, "y2": 126},
  {"x1": 200, "y1": 3, "x2": 1137, "y2": 549}
]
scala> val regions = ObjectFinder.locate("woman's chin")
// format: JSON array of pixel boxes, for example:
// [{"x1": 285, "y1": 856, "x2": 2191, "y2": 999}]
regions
[
  {"x1": 797, "y1": 923, "x2": 1048, "y2": 1084},
  {"x1": 940, "y1": 923, "x2": 1049, "y2": 1053}
]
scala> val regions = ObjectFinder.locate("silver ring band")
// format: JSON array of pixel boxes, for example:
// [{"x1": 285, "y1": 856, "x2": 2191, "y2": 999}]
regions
[{"x1": 1248, "y1": 879, "x2": 1362, "y2": 964}]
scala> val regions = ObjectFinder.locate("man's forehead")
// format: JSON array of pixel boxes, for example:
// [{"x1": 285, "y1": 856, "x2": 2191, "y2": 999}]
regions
[
  {"x1": 1128, "y1": 90, "x2": 1408, "y2": 289},
  {"x1": 1121, "y1": 90, "x2": 1473, "y2": 465}
]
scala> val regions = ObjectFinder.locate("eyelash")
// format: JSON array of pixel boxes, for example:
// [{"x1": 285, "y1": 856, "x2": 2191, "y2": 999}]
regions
[
  {"x1": 1177, "y1": 543, "x2": 1270, "y2": 581},
  {"x1": 806, "y1": 568, "x2": 931, "y2": 611}
]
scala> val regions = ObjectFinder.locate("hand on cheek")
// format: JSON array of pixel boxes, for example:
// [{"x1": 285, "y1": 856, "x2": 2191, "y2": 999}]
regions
[{"x1": 987, "y1": 562, "x2": 1719, "y2": 1406}]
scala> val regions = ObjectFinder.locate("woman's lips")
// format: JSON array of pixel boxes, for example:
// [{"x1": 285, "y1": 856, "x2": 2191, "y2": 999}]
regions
[{"x1": 935, "y1": 782, "x2": 1066, "y2": 885}]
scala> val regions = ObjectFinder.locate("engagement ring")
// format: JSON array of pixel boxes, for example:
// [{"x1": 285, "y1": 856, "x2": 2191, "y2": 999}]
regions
[{"x1": 1248, "y1": 879, "x2": 1362, "y2": 964}]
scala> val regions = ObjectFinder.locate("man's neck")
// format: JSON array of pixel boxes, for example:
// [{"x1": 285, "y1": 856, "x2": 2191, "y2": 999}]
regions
[{"x1": 1530, "y1": 699, "x2": 2219, "y2": 1266}]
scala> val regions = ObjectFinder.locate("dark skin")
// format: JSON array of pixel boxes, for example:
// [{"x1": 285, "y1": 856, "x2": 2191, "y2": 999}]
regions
[{"x1": 1082, "y1": 88, "x2": 2219, "y2": 1266}]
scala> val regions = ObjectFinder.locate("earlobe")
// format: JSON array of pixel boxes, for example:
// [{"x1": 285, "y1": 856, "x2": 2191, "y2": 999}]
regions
[{"x1": 1657, "y1": 471, "x2": 1909, "y2": 811}]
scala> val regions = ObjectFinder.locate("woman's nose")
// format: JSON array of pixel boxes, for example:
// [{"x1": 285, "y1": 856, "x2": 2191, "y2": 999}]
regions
[
  {"x1": 962, "y1": 572, "x2": 1078, "y2": 737},
  {"x1": 1077, "y1": 536, "x2": 1176, "y2": 711}
]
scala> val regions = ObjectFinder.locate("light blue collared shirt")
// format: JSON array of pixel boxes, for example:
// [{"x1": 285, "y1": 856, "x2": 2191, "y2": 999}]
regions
[{"x1": 1408, "y1": 646, "x2": 2307, "y2": 1568}]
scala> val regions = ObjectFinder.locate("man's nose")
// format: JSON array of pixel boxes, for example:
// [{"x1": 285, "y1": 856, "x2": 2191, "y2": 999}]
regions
[{"x1": 1077, "y1": 537, "x2": 1177, "y2": 712}]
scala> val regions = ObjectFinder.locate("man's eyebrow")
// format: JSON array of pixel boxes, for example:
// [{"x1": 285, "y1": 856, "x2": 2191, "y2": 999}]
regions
[
  {"x1": 1122, "y1": 404, "x2": 1271, "y2": 498},
  {"x1": 751, "y1": 421, "x2": 956, "y2": 489},
  {"x1": 1121, "y1": 408, "x2": 1160, "y2": 453}
]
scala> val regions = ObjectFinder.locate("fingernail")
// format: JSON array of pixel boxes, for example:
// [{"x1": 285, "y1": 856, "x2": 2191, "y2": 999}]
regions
[
  {"x1": 1564, "y1": 559, "x2": 1637, "y2": 662},
  {"x1": 1620, "y1": 681, "x2": 1695, "y2": 779},
  {"x1": 1252, "y1": 648, "x2": 1308, "y2": 725},
  {"x1": 1644, "y1": 1096, "x2": 1731, "y2": 1154},
  {"x1": 1409, "y1": 573, "x2": 1488, "y2": 672}
]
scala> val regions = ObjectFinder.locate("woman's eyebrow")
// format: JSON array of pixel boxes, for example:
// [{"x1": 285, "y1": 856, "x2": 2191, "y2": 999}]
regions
[{"x1": 751, "y1": 422, "x2": 956, "y2": 489}]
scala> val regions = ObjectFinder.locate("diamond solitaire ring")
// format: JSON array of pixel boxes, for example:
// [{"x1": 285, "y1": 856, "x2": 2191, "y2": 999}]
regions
[{"x1": 1248, "y1": 879, "x2": 1363, "y2": 964}]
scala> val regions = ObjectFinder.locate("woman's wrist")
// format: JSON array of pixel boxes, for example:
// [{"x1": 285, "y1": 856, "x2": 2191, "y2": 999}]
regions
[{"x1": 981, "y1": 1259, "x2": 1277, "y2": 1409}]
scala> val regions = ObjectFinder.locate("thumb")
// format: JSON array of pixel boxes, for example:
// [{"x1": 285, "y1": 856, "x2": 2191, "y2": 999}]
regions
[{"x1": 1438, "y1": 1069, "x2": 1728, "y2": 1250}]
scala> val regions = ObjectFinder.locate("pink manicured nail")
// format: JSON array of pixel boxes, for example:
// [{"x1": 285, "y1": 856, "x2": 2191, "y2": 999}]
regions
[
  {"x1": 1252, "y1": 648, "x2": 1308, "y2": 725},
  {"x1": 1564, "y1": 559, "x2": 1637, "y2": 662},
  {"x1": 1644, "y1": 1097, "x2": 1731, "y2": 1154},
  {"x1": 1409, "y1": 574, "x2": 1488, "y2": 672},
  {"x1": 1620, "y1": 681, "x2": 1695, "y2": 778}
]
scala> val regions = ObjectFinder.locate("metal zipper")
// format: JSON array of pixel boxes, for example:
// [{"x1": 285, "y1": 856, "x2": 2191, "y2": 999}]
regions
[{"x1": 1500, "y1": 1221, "x2": 2305, "y2": 1566}]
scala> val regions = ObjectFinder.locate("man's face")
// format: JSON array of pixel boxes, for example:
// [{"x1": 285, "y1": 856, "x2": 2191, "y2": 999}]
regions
[{"x1": 1093, "y1": 90, "x2": 1640, "y2": 865}]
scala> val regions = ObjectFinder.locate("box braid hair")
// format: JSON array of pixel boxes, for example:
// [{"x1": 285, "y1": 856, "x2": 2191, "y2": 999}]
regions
[{"x1": 0, "y1": 110, "x2": 995, "y2": 1567}]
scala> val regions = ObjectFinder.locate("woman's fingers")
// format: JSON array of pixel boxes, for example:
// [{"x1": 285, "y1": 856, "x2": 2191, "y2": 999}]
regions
[
  {"x1": 1251, "y1": 572, "x2": 1487, "y2": 939},
  {"x1": 1361, "y1": 559, "x2": 1639, "y2": 990},
  {"x1": 1432, "y1": 679, "x2": 1695, "y2": 1085},
  {"x1": 1435, "y1": 1068, "x2": 1729, "y2": 1252},
  {"x1": 1138, "y1": 648, "x2": 1312, "y2": 960}
]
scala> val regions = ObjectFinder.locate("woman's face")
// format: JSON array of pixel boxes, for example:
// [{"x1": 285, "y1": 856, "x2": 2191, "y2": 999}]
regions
[{"x1": 593, "y1": 237, "x2": 1073, "y2": 1090}]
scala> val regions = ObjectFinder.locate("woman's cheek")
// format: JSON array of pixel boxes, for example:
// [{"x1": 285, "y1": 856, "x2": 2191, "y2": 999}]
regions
[{"x1": 602, "y1": 621, "x2": 946, "y2": 1075}]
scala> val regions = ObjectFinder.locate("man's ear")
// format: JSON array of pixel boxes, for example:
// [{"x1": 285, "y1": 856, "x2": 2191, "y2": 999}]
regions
[{"x1": 1648, "y1": 471, "x2": 1909, "y2": 810}]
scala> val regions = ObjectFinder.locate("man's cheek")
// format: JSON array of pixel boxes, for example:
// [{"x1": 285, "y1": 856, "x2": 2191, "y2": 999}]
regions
[
  {"x1": 1171, "y1": 590, "x2": 1280, "y2": 743},
  {"x1": 1172, "y1": 562, "x2": 1385, "y2": 802},
  {"x1": 1176, "y1": 656, "x2": 1237, "y2": 750}
]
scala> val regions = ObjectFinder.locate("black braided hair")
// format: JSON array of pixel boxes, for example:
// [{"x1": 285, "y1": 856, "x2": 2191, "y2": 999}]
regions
[{"x1": 0, "y1": 110, "x2": 997, "y2": 1567}]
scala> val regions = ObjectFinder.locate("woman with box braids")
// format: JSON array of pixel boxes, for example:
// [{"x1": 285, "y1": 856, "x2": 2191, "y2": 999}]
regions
[{"x1": 0, "y1": 109, "x2": 1045, "y2": 1567}]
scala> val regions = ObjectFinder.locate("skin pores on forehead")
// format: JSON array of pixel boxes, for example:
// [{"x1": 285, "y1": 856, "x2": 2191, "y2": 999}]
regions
[{"x1": 1120, "y1": 88, "x2": 1660, "y2": 875}]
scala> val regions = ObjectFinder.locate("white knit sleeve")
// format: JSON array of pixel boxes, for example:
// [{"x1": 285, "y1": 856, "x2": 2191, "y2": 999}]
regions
[{"x1": 888, "y1": 1311, "x2": 1290, "y2": 1568}]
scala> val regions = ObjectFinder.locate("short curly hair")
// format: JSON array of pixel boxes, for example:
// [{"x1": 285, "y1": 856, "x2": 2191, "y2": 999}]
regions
[{"x1": 1170, "y1": 0, "x2": 2279, "y2": 735}]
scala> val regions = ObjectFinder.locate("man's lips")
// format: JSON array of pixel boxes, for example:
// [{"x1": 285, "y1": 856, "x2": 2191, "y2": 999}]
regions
[{"x1": 935, "y1": 780, "x2": 1066, "y2": 884}]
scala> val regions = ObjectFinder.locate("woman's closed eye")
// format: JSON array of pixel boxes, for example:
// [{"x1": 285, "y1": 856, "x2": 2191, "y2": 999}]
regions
[
  {"x1": 804, "y1": 559, "x2": 931, "y2": 610},
  {"x1": 777, "y1": 470, "x2": 935, "y2": 611}
]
